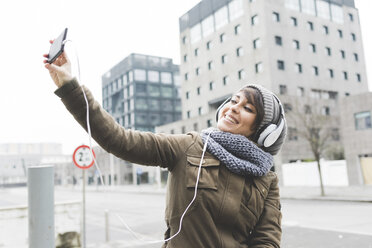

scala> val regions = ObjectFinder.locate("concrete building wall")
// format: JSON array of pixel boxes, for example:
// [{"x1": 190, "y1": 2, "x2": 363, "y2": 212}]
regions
[{"x1": 340, "y1": 92, "x2": 372, "y2": 185}]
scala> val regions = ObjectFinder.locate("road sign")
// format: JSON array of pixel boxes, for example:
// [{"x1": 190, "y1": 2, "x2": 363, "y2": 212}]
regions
[{"x1": 73, "y1": 145, "x2": 96, "y2": 169}]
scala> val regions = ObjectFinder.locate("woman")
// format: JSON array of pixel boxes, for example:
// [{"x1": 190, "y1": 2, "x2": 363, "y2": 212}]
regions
[{"x1": 44, "y1": 50, "x2": 286, "y2": 248}]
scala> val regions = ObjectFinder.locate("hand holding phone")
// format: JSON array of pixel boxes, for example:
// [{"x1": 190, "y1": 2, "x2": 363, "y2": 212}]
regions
[
  {"x1": 43, "y1": 28, "x2": 73, "y2": 88},
  {"x1": 47, "y1": 28, "x2": 68, "y2": 63}
]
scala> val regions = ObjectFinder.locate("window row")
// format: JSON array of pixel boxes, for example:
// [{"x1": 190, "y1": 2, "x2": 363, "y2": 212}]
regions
[
  {"x1": 279, "y1": 86, "x2": 339, "y2": 100},
  {"x1": 276, "y1": 60, "x2": 362, "y2": 82},
  {"x1": 274, "y1": 36, "x2": 359, "y2": 59},
  {"x1": 103, "y1": 70, "x2": 176, "y2": 97},
  {"x1": 284, "y1": 0, "x2": 354, "y2": 24},
  {"x1": 287, "y1": 127, "x2": 340, "y2": 141},
  {"x1": 273, "y1": 15, "x2": 357, "y2": 40},
  {"x1": 186, "y1": 0, "x2": 244, "y2": 44},
  {"x1": 184, "y1": 24, "x2": 242, "y2": 62}
]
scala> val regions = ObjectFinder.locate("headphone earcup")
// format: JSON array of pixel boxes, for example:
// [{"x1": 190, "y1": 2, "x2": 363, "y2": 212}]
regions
[
  {"x1": 257, "y1": 124, "x2": 277, "y2": 146},
  {"x1": 258, "y1": 118, "x2": 285, "y2": 147}
]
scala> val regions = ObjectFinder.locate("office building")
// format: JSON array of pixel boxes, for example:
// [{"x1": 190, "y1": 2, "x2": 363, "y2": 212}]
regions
[
  {"x1": 101, "y1": 53, "x2": 181, "y2": 184},
  {"x1": 156, "y1": 0, "x2": 369, "y2": 184}
]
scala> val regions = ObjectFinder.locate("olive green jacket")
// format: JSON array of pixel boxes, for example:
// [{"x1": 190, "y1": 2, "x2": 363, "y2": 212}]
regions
[{"x1": 55, "y1": 79, "x2": 282, "y2": 248}]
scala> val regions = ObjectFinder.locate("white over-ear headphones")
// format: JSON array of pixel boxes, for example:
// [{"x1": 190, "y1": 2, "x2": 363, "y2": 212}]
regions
[{"x1": 215, "y1": 94, "x2": 285, "y2": 148}]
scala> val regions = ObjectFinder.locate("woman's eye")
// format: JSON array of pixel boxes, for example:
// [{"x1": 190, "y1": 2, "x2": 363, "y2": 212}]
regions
[
  {"x1": 230, "y1": 99, "x2": 237, "y2": 104},
  {"x1": 244, "y1": 106, "x2": 253, "y2": 112}
]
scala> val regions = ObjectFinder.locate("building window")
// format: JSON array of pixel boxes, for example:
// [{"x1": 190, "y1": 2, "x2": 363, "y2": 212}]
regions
[
  {"x1": 221, "y1": 54, "x2": 227, "y2": 64},
  {"x1": 312, "y1": 66, "x2": 319, "y2": 76},
  {"x1": 209, "y1": 81, "x2": 214, "y2": 90},
  {"x1": 194, "y1": 48, "x2": 199, "y2": 56},
  {"x1": 148, "y1": 70, "x2": 160, "y2": 83},
  {"x1": 253, "y1": 38, "x2": 261, "y2": 49},
  {"x1": 193, "y1": 123, "x2": 198, "y2": 131},
  {"x1": 255, "y1": 62, "x2": 263, "y2": 73},
  {"x1": 284, "y1": 103, "x2": 292, "y2": 113},
  {"x1": 356, "y1": 73, "x2": 361, "y2": 82},
  {"x1": 277, "y1": 60, "x2": 285, "y2": 70},
  {"x1": 134, "y1": 69, "x2": 146, "y2": 81},
  {"x1": 323, "y1": 25, "x2": 329, "y2": 35},
  {"x1": 183, "y1": 54, "x2": 188, "y2": 62},
  {"x1": 208, "y1": 61, "x2": 213, "y2": 70},
  {"x1": 302, "y1": 0, "x2": 316, "y2": 15},
  {"x1": 309, "y1": 43, "x2": 316, "y2": 53},
  {"x1": 184, "y1": 73, "x2": 188, "y2": 81},
  {"x1": 234, "y1": 24, "x2": 241, "y2": 35},
  {"x1": 161, "y1": 72, "x2": 172, "y2": 84},
  {"x1": 182, "y1": 36, "x2": 187, "y2": 44},
  {"x1": 343, "y1": 71, "x2": 348, "y2": 80},
  {"x1": 307, "y1": 21, "x2": 314, "y2": 31},
  {"x1": 355, "y1": 111, "x2": 372, "y2": 130},
  {"x1": 198, "y1": 107, "x2": 202, "y2": 116},
  {"x1": 238, "y1": 69, "x2": 245, "y2": 80},
  {"x1": 207, "y1": 119, "x2": 212, "y2": 128},
  {"x1": 338, "y1": 29, "x2": 343, "y2": 38},
  {"x1": 195, "y1": 67, "x2": 200, "y2": 76},
  {"x1": 215, "y1": 6, "x2": 228, "y2": 30},
  {"x1": 328, "y1": 69, "x2": 334, "y2": 78},
  {"x1": 293, "y1": 40, "x2": 300, "y2": 50},
  {"x1": 275, "y1": 36, "x2": 282, "y2": 46},
  {"x1": 304, "y1": 105, "x2": 311, "y2": 114},
  {"x1": 279, "y1": 85, "x2": 287, "y2": 95},
  {"x1": 223, "y1": 75, "x2": 229, "y2": 85},
  {"x1": 354, "y1": 53, "x2": 359, "y2": 62},
  {"x1": 331, "y1": 128, "x2": 340, "y2": 141},
  {"x1": 348, "y1": 13, "x2": 354, "y2": 22},
  {"x1": 297, "y1": 87, "x2": 304, "y2": 96},
  {"x1": 321, "y1": 106, "x2": 330, "y2": 116},
  {"x1": 272, "y1": 12, "x2": 280, "y2": 22},
  {"x1": 220, "y1": 33, "x2": 226, "y2": 43},
  {"x1": 201, "y1": 15, "x2": 214, "y2": 37},
  {"x1": 285, "y1": 0, "x2": 300, "y2": 11},
  {"x1": 236, "y1": 47, "x2": 244, "y2": 57},
  {"x1": 251, "y1": 15, "x2": 259, "y2": 25},
  {"x1": 295, "y1": 63, "x2": 302, "y2": 73},
  {"x1": 325, "y1": 47, "x2": 331, "y2": 56},
  {"x1": 206, "y1": 41, "x2": 212, "y2": 50},
  {"x1": 288, "y1": 127, "x2": 298, "y2": 141},
  {"x1": 197, "y1": 87, "x2": 201, "y2": 95},
  {"x1": 290, "y1": 17, "x2": 297, "y2": 26},
  {"x1": 181, "y1": 126, "x2": 186, "y2": 133},
  {"x1": 317, "y1": 0, "x2": 331, "y2": 20},
  {"x1": 187, "y1": 111, "x2": 191, "y2": 119},
  {"x1": 186, "y1": 91, "x2": 189, "y2": 99},
  {"x1": 351, "y1": 33, "x2": 356, "y2": 41},
  {"x1": 340, "y1": 50, "x2": 345, "y2": 59}
]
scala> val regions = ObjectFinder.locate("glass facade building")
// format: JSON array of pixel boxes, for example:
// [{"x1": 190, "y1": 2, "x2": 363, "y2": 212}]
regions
[{"x1": 102, "y1": 53, "x2": 181, "y2": 132}]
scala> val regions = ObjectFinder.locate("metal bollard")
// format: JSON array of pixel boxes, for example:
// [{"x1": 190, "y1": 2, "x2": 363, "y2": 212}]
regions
[
  {"x1": 105, "y1": 209, "x2": 110, "y2": 242},
  {"x1": 28, "y1": 165, "x2": 55, "y2": 248}
]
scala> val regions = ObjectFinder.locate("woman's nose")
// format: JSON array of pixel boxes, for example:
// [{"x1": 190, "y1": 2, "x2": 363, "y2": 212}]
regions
[{"x1": 230, "y1": 103, "x2": 240, "y2": 113}]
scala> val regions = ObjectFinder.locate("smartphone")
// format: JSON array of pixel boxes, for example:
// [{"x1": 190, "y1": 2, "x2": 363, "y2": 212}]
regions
[{"x1": 47, "y1": 28, "x2": 68, "y2": 63}]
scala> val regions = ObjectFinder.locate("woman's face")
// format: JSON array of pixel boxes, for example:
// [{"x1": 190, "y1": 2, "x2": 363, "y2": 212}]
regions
[{"x1": 217, "y1": 91, "x2": 257, "y2": 138}]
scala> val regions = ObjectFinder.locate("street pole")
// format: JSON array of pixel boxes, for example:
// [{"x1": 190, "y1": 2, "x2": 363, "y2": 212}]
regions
[
  {"x1": 28, "y1": 165, "x2": 54, "y2": 248},
  {"x1": 105, "y1": 209, "x2": 110, "y2": 242},
  {"x1": 82, "y1": 169, "x2": 86, "y2": 248}
]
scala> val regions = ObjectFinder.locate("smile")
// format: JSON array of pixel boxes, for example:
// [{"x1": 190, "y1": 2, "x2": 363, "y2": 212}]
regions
[{"x1": 224, "y1": 115, "x2": 238, "y2": 124}]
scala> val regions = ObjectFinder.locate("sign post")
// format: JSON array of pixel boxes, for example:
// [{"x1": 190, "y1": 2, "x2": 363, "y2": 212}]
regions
[{"x1": 73, "y1": 145, "x2": 96, "y2": 248}]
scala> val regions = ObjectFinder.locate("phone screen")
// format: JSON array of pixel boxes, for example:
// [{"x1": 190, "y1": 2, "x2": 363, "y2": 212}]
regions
[{"x1": 48, "y1": 28, "x2": 68, "y2": 63}]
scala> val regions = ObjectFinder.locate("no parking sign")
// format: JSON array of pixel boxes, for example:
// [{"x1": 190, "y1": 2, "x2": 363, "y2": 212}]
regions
[{"x1": 72, "y1": 145, "x2": 96, "y2": 169}]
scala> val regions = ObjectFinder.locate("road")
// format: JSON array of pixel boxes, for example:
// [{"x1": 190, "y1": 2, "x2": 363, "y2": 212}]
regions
[{"x1": 1, "y1": 186, "x2": 372, "y2": 247}]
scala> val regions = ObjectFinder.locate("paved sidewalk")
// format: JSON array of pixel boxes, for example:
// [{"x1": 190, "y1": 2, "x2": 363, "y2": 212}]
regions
[
  {"x1": 279, "y1": 185, "x2": 372, "y2": 202},
  {"x1": 66, "y1": 184, "x2": 372, "y2": 203}
]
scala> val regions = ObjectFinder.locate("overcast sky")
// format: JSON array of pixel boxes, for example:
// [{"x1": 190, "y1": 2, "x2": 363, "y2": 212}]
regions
[{"x1": 0, "y1": 0, "x2": 370, "y2": 154}]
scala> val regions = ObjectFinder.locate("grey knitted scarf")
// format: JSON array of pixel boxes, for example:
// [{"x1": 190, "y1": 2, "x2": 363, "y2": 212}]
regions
[{"x1": 201, "y1": 128, "x2": 273, "y2": 177}]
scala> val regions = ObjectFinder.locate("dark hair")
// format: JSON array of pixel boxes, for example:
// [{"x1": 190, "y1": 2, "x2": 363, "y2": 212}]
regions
[{"x1": 239, "y1": 86, "x2": 264, "y2": 141}]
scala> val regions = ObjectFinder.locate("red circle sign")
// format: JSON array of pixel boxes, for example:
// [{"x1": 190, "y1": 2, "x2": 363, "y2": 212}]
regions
[{"x1": 73, "y1": 145, "x2": 96, "y2": 169}]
